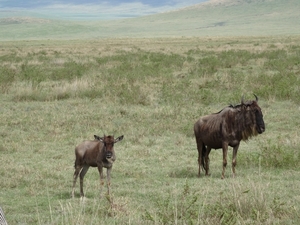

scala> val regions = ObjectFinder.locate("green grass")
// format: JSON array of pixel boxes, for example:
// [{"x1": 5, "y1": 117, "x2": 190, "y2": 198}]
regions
[
  {"x1": 0, "y1": 36, "x2": 300, "y2": 224},
  {"x1": 1, "y1": 0, "x2": 300, "y2": 40}
]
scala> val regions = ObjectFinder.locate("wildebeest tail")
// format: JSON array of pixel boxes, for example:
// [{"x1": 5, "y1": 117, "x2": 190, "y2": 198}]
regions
[
  {"x1": 201, "y1": 143, "x2": 206, "y2": 170},
  {"x1": 74, "y1": 158, "x2": 80, "y2": 169}
]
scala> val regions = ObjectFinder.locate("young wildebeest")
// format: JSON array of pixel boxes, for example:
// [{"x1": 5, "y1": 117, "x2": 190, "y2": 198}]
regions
[
  {"x1": 71, "y1": 134, "x2": 124, "y2": 198},
  {"x1": 194, "y1": 95, "x2": 265, "y2": 179}
]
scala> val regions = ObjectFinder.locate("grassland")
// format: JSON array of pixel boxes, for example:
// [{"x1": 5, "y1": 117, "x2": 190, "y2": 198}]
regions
[
  {"x1": 0, "y1": 36, "x2": 300, "y2": 224},
  {"x1": 1, "y1": 0, "x2": 300, "y2": 40}
]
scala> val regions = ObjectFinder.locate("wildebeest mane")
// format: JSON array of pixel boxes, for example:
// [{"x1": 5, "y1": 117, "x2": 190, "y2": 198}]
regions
[
  {"x1": 232, "y1": 101, "x2": 259, "y2": 141},
  {"x1": 211, "y1": 101, "x2": 259, "y2": 141},
  {"x1": 214, "y1": 103, "x2": 240, "y2": 114}
]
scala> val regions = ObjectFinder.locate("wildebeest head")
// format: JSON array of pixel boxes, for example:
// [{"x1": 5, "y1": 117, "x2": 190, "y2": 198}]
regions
[
  {"x1": 94, "y1": 134, "x2": 124, "y2": 163},
  {"x1": 241, "y1": 94, "x2": 265, "y2": 135}
]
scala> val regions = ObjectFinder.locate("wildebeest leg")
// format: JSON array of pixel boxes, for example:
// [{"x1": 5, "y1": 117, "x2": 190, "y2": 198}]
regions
[
  {"x1": 195, "y1": 139, "x2": 203, "y2": 177},
  {"x1": 97, "y1": 165, "x2": 105, "y2": 185},
  {"x1": 232, "y1": 144, "x2": 240, "y2": 178},
  {"x1": 204, "y1": 146, "x2": 212, "y2": 176},
  {"x1": 221, "y1": 143, "x2": 229, "y2": 179},
  {"x1": 97, "y1": 165, "x2": 105, "y2": 197},
  {"x1": 106, "y1": 167, "x2": 112, "y2": 195},
  {"x1": 79, "y1": 165, "x2": 89, "y2": 197},
  {"x1": 72, "y1": 166, "x2": 83, "y2": 198}
]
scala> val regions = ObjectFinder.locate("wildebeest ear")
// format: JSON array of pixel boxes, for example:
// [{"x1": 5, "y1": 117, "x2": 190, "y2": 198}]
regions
[
  {"x1": 94, "y1": 135, "x2": 103, "y2": 142},
  {"x1": 114, "y1": 135, "x2": 124, "y2": 143},
  {"x1": 94, "y1": 135, "x2": 101, "y2": 141}
]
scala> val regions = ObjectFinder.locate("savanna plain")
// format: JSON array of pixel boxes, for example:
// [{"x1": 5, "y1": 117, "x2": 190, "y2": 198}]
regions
[{"x1": 0, "y1": 36, "x2": 300, "y2": 224}]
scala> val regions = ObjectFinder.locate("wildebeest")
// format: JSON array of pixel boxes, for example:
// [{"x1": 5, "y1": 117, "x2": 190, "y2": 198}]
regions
[
  {"x1": 71, "y1": 134, "x2": 124, "y2": 198},
  {"x1": 194, "y1": 95, "x2": 265, "y2": 179}
]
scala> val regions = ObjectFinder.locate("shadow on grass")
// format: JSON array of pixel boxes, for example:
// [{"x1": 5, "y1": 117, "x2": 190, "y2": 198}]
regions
[
  {"x1": 168, "y1": 167, "x2": 197, "y2": 178},
  {"x1": 168, "y1": 167, "x2": 237, "y2": 179},
  {"x1": 58, "y1": 191, "x2": 76, "y2": 200}
]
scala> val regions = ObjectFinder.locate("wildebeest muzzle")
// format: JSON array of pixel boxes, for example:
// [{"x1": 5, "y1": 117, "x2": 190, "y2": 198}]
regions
[
  {"x1": 105, "y1": 151, "x2": 114, "y2": 164},
  {"x1": 258, "y1": 125, "x2": 265, "y2": 134},
  {"x1": 255, "y1": 110, "x2": 265, "y2": 134},
  {"x1": 106, "y1": 151, "x2": 113, "y2": 159}
]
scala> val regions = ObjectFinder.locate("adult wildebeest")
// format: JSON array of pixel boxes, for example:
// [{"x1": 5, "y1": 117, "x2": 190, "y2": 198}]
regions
[
  {"x1": 71, "y1": 134, "x2": 124, "y2": 198},
  {"x1": 194, "y1": 95, "x2": 265, "y2": 179}
]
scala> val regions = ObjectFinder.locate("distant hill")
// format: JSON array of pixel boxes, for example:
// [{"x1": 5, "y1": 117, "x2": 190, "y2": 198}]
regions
[{"x1": 0, "y1": 0, "x2": 299, "y2": 40}]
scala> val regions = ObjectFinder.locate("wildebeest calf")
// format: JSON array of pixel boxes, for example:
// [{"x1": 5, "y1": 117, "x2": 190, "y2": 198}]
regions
[{"x1": 71, "y1": 134, "x2": 124, "y2": 198}]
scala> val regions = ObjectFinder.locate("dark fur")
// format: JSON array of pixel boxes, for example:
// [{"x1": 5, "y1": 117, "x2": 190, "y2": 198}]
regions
[{"x1": 194, "y1": 96, "x2": 265, "y2": 178}]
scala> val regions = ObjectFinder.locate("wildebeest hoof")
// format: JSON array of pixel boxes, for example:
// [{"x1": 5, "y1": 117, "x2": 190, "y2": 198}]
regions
[{"x1": 80, "y1": 196, "x2": 87, "y2": 202}]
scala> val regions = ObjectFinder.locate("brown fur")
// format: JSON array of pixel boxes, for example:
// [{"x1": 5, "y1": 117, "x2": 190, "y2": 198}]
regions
[
  {"x1": 71, "y1": 134, "x2": 124, "y2": 198},
  {"x1": 194, "y1": 96, "x2": 265, "y2": 179}
]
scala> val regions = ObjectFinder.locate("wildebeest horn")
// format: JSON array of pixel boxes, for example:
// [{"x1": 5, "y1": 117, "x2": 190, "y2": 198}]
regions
[
  {"x1": 241, "y1": 95, "x2": 245, "y2": 105},
  {"x1": 254, "y1": 94, "x2": 258, "y2": 102}
]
